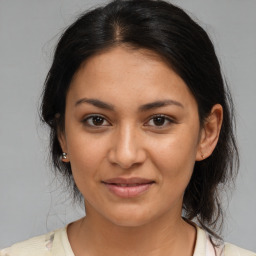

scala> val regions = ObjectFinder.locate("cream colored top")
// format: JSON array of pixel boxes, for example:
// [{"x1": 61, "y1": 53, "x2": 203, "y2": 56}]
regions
[{"x1": 1, "y1": 225, "x2": 255, "y2": 256}]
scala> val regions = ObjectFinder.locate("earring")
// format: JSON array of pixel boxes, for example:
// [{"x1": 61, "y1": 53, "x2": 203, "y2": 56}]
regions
[
  {"x1": 62, "y1": 152, "x2": 68, "y2": 159},
  {"x1": 201, "y1": 151, "x2": 205, "y2": 159}
]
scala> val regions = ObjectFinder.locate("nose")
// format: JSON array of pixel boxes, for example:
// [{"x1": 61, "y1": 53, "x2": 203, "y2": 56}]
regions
[{"x1": 107, "y1": 124, "x2": 146, "y2": 169}]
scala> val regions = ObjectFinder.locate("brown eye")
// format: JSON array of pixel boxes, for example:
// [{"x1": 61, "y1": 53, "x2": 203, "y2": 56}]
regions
[
  {"x1": 92, "y1": 116, "x2": 104, "y2": 125},
  {"x1": 145, "y1": 114, "x2": 174, "y2": 128},
  {"x1": 152, "y1": 116, "x2": 166, "y2": 126},
  {"x1": 83, "y1": 115, "x2": 110, "y2": 127}
]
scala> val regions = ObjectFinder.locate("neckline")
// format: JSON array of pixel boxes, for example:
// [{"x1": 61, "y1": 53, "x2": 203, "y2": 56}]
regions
[
  {"x1": 58, "y1": 226, "x2": 76, "y2": 256},
  {"x1": 57, "y1": 223, "x2": 208, "y2": 256}
]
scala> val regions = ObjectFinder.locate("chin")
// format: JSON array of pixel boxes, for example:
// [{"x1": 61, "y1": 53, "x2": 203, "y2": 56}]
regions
[{"x1": 104, "y1": 207, "x2": 157, "y2": 228}]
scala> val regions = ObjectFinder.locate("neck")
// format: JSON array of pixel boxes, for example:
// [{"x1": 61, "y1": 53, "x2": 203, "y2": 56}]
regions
[{"x1": 67, "y1": 209, "x2": 196, "y2": 256}]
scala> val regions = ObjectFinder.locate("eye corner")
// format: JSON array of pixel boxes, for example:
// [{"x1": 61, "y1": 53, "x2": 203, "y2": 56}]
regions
[
  {"x1": 81, "y1": 114, "x2": 112, "y2": 128},
  {"x1": 144, "y1": 114, "x2": 177, "y2": 128}
]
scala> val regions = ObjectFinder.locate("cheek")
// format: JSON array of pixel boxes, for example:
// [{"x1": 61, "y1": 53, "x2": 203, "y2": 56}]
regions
[
  {"x1": 151, "y1": 140, "x2": 197, "y2": 208},
  {"x1": 65, "y1": 132, "x2": 109, "y2": 182},
  {"x1": 148, "y1": 128, "x2": 199, "y2": 183}
]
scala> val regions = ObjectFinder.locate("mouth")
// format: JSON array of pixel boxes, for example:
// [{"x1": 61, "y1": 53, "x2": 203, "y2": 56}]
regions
[{"x1": 102, "y1": 177, "x2": 155, "y2": 198}]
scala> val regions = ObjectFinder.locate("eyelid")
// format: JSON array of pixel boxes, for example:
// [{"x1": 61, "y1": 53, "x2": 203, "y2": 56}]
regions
[
  {"x1": 144, "y1": 114, "x2": 176, "y2": 127},
  {"x1": 82, "y1": 114, "x2": 111, "y2": 127},
  {"x1": 81, "y1": 113, "x2": 176, "y2": 129}
]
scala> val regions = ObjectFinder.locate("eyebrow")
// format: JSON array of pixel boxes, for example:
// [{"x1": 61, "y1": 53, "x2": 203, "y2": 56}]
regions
[
  {"x1": 75, "y1": 98, "x2": 115, "y2": 111},
  {"x1": 139, "y1": 99, "x2": 184, "y2": 111},
  {"x1": 75, "y1": 98, "x2": 184, "y2": 111}
]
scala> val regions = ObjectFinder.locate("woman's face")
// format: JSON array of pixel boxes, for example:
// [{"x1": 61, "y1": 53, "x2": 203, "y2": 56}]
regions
[{"x1": 60, "y1": 46, "x2": 203, "y2": 227}]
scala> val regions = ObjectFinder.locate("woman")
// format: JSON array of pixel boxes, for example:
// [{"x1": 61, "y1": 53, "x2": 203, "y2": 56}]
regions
[{"x1": 1, "y1": 0, "x2": 255, "y2": 255}]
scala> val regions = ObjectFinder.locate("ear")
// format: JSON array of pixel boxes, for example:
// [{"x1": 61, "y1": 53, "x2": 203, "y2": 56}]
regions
[
  {"x1": 196, "y1": 104, "x2": 223, "y2": 161},
  {"x1": 57, "y1": 128, "x2": 70, "y2": 163}
]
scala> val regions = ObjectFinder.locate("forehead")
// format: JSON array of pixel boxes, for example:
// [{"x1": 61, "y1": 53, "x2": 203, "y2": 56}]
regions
[{"x1": 67, "y1": 46, "x2": 197, "y2": 110}]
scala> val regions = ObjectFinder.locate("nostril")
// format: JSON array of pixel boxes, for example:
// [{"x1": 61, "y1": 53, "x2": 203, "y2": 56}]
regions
[
  {"x1": 114, "y1": 161, "x2": 139, "y2": 170},
  {"x1": 108, "y1": 150, "x2": 145, "y2": 169}
]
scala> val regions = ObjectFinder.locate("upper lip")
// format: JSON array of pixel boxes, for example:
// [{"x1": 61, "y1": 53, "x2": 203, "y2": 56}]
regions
[{"x1": 102, "y1": 177, "x2": 155, "y2": 185}]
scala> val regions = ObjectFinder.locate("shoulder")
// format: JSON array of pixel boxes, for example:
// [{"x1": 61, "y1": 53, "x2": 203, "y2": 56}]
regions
[
  {"x1": 0, "y1": 227, "x2": 69, "y2": 256},
  {"x1": 193, "y1": 223, "x2": 255, "y2": 256},
  {"x1": 224, "y1": 243, "x2": 256, "y2": 256}
]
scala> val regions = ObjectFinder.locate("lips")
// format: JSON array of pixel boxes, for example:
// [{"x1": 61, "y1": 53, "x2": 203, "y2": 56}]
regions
[{"x1": 102, "y1": 177, "x2": 155, "y2": 198}]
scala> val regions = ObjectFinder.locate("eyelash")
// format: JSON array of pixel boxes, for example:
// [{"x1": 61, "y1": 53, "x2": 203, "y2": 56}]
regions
[
  {"x1": 82, "y1": 114, "x2": 175, "y2": 129},
  {"x1": 145, "y1": 114, "x2": 175, "y2": 128},
  {"x1": 82, "y1": 115, "x2": 110, "y2": 127}
]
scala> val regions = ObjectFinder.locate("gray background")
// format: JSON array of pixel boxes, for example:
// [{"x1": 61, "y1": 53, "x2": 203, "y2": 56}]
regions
[{"x1": 0, "y1": 0, "x2": 255, "y2": 251}]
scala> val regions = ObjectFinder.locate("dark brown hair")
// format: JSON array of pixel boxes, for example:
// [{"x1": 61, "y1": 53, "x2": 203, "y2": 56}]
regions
[{"x1": 41, "y1": 0, "x2": 239, "y2": 237}]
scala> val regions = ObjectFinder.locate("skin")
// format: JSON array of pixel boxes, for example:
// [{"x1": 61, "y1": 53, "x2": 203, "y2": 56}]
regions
[{"x1": 59, "y1": 46, "x2": 223, "y2": 256}]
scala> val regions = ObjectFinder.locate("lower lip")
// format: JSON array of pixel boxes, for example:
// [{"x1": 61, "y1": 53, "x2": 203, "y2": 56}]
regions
[{"x1": 103, "y1": 183, "x2": 153, "y2": 198}]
